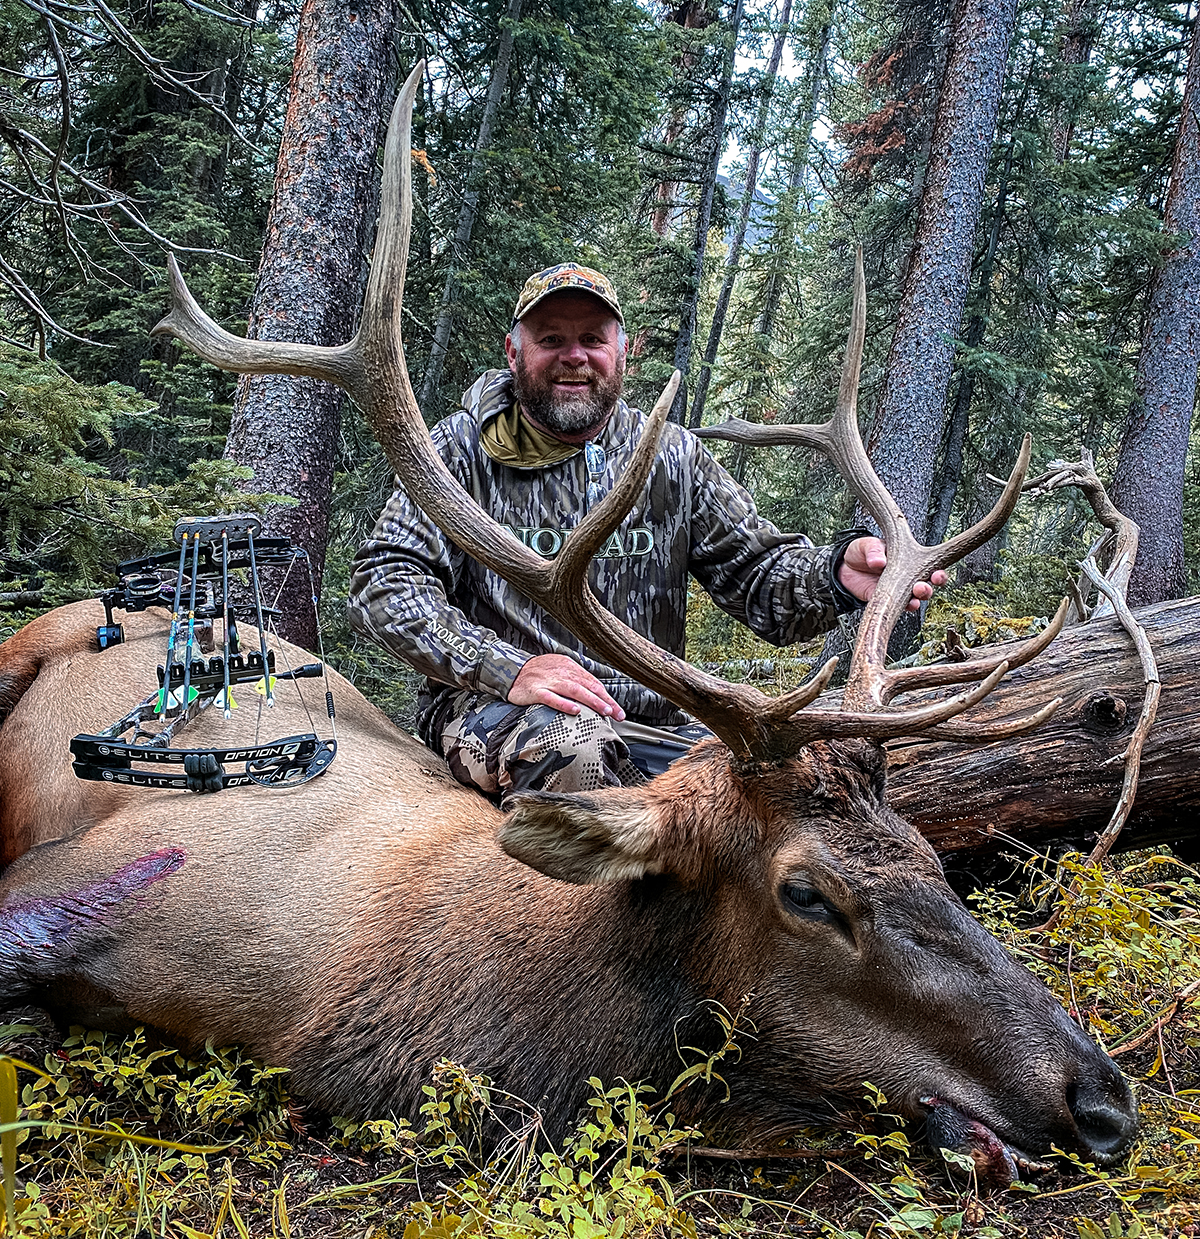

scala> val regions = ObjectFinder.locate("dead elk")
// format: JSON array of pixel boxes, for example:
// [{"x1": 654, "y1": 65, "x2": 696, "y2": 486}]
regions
[{"x1": 0, "y1": 64, "x2": 1136, "y2": 1175}]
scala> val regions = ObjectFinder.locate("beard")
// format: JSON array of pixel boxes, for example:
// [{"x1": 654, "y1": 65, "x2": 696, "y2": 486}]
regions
[{"x1": 511, "y1": 353, "x2": 624, "y2": 436}]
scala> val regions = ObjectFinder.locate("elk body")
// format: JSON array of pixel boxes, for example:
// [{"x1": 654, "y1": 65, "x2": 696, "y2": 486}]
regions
[
  {"x1": 0, "y1": 603, "x2": 1136, "y2": 1166},
  {"x1": 0, "y1": 64, "x2": 1138, "y2": 1171}
]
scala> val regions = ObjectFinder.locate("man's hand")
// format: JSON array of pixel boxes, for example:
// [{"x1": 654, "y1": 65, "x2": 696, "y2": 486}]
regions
[
  {"x1": 509, "y1": 653, "x2": 627, "y2": 719},
  {"x1": 837, "y1": 536, "x2": 948, "y2": 612}
]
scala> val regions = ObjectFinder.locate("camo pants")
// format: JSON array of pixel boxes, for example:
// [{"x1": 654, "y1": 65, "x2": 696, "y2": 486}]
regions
[{"x1": 432, "y1": 690, "x2": 713, "y2": 796}]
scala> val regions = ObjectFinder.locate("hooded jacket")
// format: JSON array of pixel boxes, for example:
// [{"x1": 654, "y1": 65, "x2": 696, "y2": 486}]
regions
[{"x1": 348, "y1": 369, "x2": 859, "y2": 736}]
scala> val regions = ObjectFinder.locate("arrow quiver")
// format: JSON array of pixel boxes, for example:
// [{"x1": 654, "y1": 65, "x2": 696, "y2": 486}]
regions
[{"x1": 72, "y1": 515, "x2": 337, "y2": 792}]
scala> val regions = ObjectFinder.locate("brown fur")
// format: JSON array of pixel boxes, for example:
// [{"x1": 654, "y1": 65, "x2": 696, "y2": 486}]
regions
[{"x1": 0, "y1": 603, "x2": 1137, "y2": 1156}]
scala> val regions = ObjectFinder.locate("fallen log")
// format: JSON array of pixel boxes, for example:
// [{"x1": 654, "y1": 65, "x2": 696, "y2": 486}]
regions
[{"x1": 880, "y1": 595, "x2": 1199, "y2": 867}]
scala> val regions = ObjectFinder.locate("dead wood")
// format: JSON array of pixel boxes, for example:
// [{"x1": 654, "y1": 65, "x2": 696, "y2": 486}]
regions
[{"x1": 880, "y1": 595, "x2": 1200, "y2": 864}]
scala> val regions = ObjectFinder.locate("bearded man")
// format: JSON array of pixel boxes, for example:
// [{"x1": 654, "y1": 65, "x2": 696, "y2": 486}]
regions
[{"x1": 348, "y1": 264, "x2": 943, "y2": 797}]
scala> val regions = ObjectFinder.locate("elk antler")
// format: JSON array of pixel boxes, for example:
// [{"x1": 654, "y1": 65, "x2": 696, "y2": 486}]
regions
[
  {"x1": 154, "y1": 64, "x2": 1060, "y2": 764},
  {"x1": 695, "y1": 248, "x2": 1065, "y2": 746}
]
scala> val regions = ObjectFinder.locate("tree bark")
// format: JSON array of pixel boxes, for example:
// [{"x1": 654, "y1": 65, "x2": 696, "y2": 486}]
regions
[
  {"x1": 752, "y1": 18, "x2": 829, "y2": 359},
  {"x1": 927, "y1": 133, "x2": 1017, "y2": 543},
  {"x1": 882, "y1": 596, "x2": 1200, "y2": 862},
  {"x1": 688, "y1": 0, "x2": 793, "y2": 430},
  {"x1": 864, "y1": 0, "x2": 1021, "y2": 546},
  {"x1": 671, "y1": 0, "x2": 745, "y2": 424},
  {"x1": 1110, "y1": 13, "x2": 1200, "y2": 608},
  {"x1": 418, "y1": 0, "x2": 523, "y2": 412},
  {"x1": 225, "y1": 0, "x2": 396, "y2": 648},
  {"x1": 649, "y1": 1, "x2": 716, "y2": 241},
  {"x1": 1049, "y1": 0, "x2": 1100, "y2": 164},
  {"x1": 631, "y1": 1, "x2": 716, "y2": 364}
]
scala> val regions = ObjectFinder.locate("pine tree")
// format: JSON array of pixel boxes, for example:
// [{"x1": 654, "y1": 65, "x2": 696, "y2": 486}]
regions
[
  {"x1": 419, "y1": 0, "x2": 523, "y2": 409},
  {"x1": 864, "y1": 0, "x2": 1021, "y2": 547},
  {"x1": 1, "y1": 0, "x2": 292, "y2": 597},
  {"x1": 402, "y1": 0, "x2": 667, "y2": 422},
  {"x1": 224, "y1": 0, "x2": 401, "y2": 646},
  {"x1": 1112, "y1": 9, "x2": 1200, "y2": 605},
  {"x1": 669, "y1": 0, "x2": 744, "y2": 422},
  {"x1": 688, "y1": 0, "x2": 795, "y2": 430}
]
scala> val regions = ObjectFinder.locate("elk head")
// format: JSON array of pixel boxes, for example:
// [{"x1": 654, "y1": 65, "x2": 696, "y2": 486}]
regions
[{"x1": 496, "y1": 736, "x2": 1135, "y2": 1175}]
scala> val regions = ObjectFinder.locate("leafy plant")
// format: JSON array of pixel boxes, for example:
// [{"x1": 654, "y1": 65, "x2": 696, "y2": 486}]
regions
[{"x1": 0, "y1": 343, "x2": 268, "y2": 606}]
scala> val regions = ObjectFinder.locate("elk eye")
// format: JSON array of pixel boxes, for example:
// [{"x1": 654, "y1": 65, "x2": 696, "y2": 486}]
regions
[{"x1": 780, "y1": 882, "x2": 833, "y2": 920}]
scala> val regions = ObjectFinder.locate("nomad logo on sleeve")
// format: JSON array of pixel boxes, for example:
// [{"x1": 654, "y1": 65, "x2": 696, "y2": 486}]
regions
[
  {"x1": 428, "y1": 623, "x2": 480, "y2": 660},
  {"x1": 502, "y1": 526, "x2": 655, "y2": 560}
]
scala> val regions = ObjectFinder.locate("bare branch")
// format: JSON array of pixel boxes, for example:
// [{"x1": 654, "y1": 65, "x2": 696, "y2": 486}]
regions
[
  {"x1": 5, "y1": 127, "x2": 246, "y2": 263},
  {"x1": 15, "y1": 0, "x2": 263, "y2": 150},
  {"x1": 64, "y1": 0, "x2": 262, "y2": 150},
  {"x1": 174, "y1": 0, "x2": 257, "y2": 26},
  {"x1": 40, "y1": 15, "x2": 90, "y2": 278},
  {"x1": 0, "y1": 253, "x2": 106, "y2": 345}
]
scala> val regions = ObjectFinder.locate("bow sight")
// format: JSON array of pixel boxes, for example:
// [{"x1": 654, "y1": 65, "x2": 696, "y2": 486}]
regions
[{"x1": 71, "y1": 514, "x2": 337, "y2": 792}]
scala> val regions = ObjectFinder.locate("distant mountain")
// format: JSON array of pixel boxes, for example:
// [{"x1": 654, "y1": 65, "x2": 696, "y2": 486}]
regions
[{"x1": 716, "y1": 172, "x2": 775, "y2": 248}]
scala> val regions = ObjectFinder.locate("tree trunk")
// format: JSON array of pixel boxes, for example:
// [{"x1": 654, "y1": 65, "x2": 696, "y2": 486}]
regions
[
  {"x1": 752, "y1": 18, "x2": 829, "y2": 357},
  {"x1": 1049, "y1": 0, "x2": 1100, "y2": 164},
  {"x1": 225, "y1": 0, "x2": 396, "y2": 648},
  {"x1": 688, "y1": 0, "x2": 793, "y2": 430},
  {"x1": 649, "y1": 1, "x2": 716, "y2": 240},
  {"x1": 418, "y1": 0, "x2": 523, "y2": 412},
  {"x1": 731, "y1": 17, "x2": 830, "y2": 482},
  {"x1": 1110, "y1": 13, "x2": 1200, "y2": 608},
  {"x1": 864, "y1": 0, "x2": 1021, "y2": 546},
  {"x1": 630, "y1": 1, "x2": 716, "y2": 363},
  {"x1": 927, "y1": 133, "x2": 1017, "y2": 543},
  {"x1": 671, "y1": 0, "x2": 745, "y2": 423},
  {"x1": 881, "y1": 596, "x2": 1200, "y2": 864}
]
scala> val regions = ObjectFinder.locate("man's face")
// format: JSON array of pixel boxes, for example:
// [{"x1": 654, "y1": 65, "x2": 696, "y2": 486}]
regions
[{"x1": 505, "y1": 292, "x2": 627, "y2": 439}]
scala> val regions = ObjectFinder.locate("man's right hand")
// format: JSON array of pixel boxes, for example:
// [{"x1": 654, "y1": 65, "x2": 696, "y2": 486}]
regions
[{"x1": 508, "y1": 654, "x2": 627, "y2": 719}]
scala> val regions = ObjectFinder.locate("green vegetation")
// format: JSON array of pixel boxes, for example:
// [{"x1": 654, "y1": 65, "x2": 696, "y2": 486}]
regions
[
  {"x1": 4, "y1": 0, "x2": 1199, "y2": 616},
  {"x1": 0, "y1": 344, "x2": 264, "y2": 612},
  {"x1": 0, "y1": 851, "x2": 1195, "y2": 1237}
]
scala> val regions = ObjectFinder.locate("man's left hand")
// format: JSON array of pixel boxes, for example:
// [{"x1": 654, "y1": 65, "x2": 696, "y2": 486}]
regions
[{"x1": 838, "y1": 536, "x2": 947, "y2": 612}]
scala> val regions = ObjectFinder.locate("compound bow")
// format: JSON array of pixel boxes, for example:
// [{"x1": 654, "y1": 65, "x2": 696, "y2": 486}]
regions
[{"x1": 70, "y1": 515, "x2": 337, "y2": 792}]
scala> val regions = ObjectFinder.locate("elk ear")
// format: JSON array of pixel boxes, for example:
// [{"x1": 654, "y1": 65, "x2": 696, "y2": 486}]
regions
[{"x1": 499, "y1": 787, "x2": 664, "y2": 885}]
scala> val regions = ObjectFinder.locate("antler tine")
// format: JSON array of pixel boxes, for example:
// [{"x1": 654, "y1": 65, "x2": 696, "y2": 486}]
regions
[
  {"x1": 814, "y1": 250, "x2": 925, "y2": 710},
  {"x1": 152, "y1": 254, "x2": 366, "y2": 395},
  {"x1": 323, "y1": 63, "x2": 564, "y2": 601},
  {"x1": 934, "y1": 433, "x2": 1032, "y2": 569},
  {"x1": 693, "y1": 419, "x2": 826, "y2": 451},
  {"x1": 884, "y1": 598, "x2": 1069, "y2": 701},
  {"x1": 922, "y1": 696, "x2": 1063, "y2": 742},
  {"x1": 781, "y1": 659, "x2": 1015, "y2": 744},
  {"x1": 696, "y1": 252, "x2": 923, "y2": 712},
  {"x1": 839, "y1": 431, "x2": 1033, "y2": 711},
  {"x1": 551, "y1": 373, "x2": 680, "y2": 590}
]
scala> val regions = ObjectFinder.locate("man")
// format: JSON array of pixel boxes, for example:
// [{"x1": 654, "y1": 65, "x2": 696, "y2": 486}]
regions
[{"x1": 348, "y1": 263, "x2": 943, "y2": 797}]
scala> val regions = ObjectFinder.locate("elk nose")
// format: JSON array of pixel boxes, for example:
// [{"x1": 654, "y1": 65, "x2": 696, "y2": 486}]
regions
[{"x1": 1067, "y1": 1077, "x2": 1138, "y2": 1161}]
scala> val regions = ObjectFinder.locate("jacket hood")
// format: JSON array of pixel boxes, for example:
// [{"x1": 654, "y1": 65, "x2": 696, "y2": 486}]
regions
[{"x1": 461, "y1": 368, "x2": 517, "y2": 427}]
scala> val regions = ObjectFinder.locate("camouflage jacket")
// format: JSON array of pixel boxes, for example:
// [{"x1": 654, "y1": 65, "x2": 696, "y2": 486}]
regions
[{"x1": 348, "y1": 369, "x2": 860, "y2": 733}]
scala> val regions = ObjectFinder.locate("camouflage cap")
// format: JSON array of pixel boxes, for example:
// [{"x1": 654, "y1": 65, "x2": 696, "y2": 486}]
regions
[{"x1": 512, "y1": 263, "x2": 624, "y2": 326}]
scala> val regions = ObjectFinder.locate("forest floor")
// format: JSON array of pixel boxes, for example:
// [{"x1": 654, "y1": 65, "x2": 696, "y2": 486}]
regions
[{"x1": 4, "y1": 846, "x2": 1198, "y2": 1238}]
